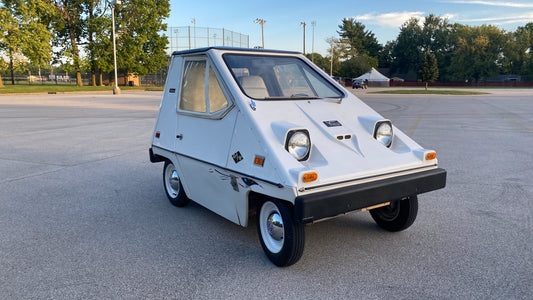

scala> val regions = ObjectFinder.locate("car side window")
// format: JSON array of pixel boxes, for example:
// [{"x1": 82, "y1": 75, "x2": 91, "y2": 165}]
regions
[
  {"x1": 180, "y1": 60, "x2": 207, "y2": 113},
  {"x1": 179, "y1": 58, "x2": 229, "y2": 115},
  {"x1": 208, "y1": 65, "x2": 228, "y2": 113}
]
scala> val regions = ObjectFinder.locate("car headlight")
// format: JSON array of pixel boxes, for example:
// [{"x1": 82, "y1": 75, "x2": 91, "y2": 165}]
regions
[
  {"x1": 373, "y1": 120, "x2": 393, "y2": 148},
  {"x1": 285, "y1": 130, "x2": 311, "y2": 161}
]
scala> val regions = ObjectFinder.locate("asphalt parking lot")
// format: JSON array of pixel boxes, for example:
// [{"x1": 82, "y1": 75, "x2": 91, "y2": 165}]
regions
[{"x1": 0, "y1": 90, "x2": 531, "y2": 298}]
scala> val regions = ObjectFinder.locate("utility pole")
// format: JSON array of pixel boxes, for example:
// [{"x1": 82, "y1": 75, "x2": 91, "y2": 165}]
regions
[
  {"x1": 300, "y1": 22, "x2": 306, "y2": 55},
  {"x1": 311, "y1": 21, "x2": 316, "y2": 62},
  {"x1": 191, "y1": 18, "x2": 196, "y2": 48},
  {"x1": 110, "y1": 0, "x2": 121, "y2": 95},
  {"x1": 254, "y1": 18, "x2": 266, "y2": 49}
]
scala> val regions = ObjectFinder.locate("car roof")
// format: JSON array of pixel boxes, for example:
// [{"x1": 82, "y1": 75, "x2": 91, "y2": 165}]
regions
[{"x1": 171, "y1": 46, "x2": 301, "y2": 56}]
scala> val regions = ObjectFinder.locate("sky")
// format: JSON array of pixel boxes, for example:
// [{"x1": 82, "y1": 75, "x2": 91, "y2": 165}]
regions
[{"x1": 167, "y1": 0, "x2": 533, "y2": 56}]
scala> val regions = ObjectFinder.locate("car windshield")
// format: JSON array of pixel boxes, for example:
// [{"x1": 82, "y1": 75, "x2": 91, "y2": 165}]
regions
[{"x1": 223, "y1": 54, "x2": 344, "y2": 100}]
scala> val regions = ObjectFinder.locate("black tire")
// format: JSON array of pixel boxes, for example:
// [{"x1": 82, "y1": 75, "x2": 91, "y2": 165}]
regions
[
  {"x1": 163, "y1": 160, "x2": 190, "y2": 207},
  {"x1": 369, "y1": 196, "x2": 418, "y2": 232},
  {"x1": 257, "y1": 198, "x2": 305, "y2": 267}
]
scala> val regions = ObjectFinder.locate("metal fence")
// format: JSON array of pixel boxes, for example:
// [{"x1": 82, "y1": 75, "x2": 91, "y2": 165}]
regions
[
  {"x1": 166, "y1": 26, "x2": 249, "y2": 54},
  {"x1": 1, "y1": 26, "x2": 249, "y2": 87},
  {"x1": 1, "y1": 69, "x2": 168, "y2": 87}
]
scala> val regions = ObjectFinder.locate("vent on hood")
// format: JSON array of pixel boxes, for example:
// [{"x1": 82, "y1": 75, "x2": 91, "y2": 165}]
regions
[
  {"x1": 336, "y1": 134, "x2": 352, "y2": 140},
  {"x1": 323, "y1": 120, "x2": 342, "y2": 127}
]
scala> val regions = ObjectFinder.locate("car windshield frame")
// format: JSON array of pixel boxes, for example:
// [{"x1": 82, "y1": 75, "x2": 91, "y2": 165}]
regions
[{"x1": 223, "y1": 53, "x2": 345, "y2": 101}]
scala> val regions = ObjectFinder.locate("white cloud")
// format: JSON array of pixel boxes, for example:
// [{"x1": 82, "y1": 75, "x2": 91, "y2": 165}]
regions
[
  {"x1": 458, "y1": 12, "x2": 533, "y2": 24},
  {"x1": 442, "y1": 14, "x2": 458, "y2": 21},
  {"x1": 445, "y1": 1, "x2": 533, "y2": 8},
  {"x1": 355, "y1": 11, "x2": 457, "y2": 28},
  {"x1": 355, "y1": 11, "x2": 425, "y2": 27}
]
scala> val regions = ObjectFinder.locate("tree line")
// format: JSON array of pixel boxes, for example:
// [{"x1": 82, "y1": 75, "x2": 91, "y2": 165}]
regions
[
  {"x1": 2, "y1": 5, "x2": 532, "y2": 87},
  {"x1": 309, "y1": 16, "x2": 533, "y2": 83},
  {"x1": 0, "y1": 0, "x2": 169, "y2": 87}
]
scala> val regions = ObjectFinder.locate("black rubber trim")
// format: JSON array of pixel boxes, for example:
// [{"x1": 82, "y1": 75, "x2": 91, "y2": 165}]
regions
[
  {"x1": 149, "y1": 146, "x2": 284, "y2": 188},
  {"x1": 294, "y1": 168, "x2": 446, "y2": 224},
  {"x1": 149, "y1": 148, "x2": 165, "y2": 163}
]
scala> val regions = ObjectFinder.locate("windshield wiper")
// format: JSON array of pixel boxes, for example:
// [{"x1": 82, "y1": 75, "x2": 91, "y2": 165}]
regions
[
  {"x1": 263, "y1": 95, "x2": 316, "y2": 100},
  {"x1": 262, "y1": 95, "x2": 343, "y2": 102}
]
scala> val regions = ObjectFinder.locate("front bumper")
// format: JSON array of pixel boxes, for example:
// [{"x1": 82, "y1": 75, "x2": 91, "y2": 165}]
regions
[{"x1": 294, "y1": 168, "x2": 446, "y2": 224}]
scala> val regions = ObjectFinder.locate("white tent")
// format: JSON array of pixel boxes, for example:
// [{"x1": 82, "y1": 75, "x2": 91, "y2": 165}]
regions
[{"x1": 356, "y1": 68, "x2": 390, "y2": 87}]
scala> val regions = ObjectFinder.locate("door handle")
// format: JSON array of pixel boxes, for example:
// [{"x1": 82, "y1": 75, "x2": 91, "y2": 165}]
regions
[{"x1": 176, "y1": 134, "x2": 183, "y2": 140}]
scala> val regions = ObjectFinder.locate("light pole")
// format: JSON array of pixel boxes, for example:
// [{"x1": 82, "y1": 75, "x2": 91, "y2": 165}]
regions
[
  {"x1": 174, "y1": 29, "x2": 179, "y2": 52},
  {"x1": 254, "y1": 18, "x2": 266, "y2": 49},
  {"x1": 191, "y1": 18, "x2": 196, "y2": 48},
  {"x1": 110, "y1": 0, "x2": 121, "y2": 95},
  {"x1": 311, "y1": 21, "x2": 316, "y2": 62},
  {"x1": 300, "y1": 22, "x2": 306, "y2": 55}
]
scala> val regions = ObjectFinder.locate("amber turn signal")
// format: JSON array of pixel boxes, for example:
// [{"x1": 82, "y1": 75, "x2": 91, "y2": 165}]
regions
[
  {"x1": 302, "y1": 172, "x2": 318, "y2": 183},
  {"x1": 254, "y1": 156, "x2": 265, "y2": 166},
  {"x1": 426, "y1": 152, "x2": 437, "y2": 160}
]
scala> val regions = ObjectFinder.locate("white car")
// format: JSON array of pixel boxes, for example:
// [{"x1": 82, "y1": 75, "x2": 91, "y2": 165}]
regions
[{"x1": 149, "y1": 47, "x2": 446, "y2": 266}]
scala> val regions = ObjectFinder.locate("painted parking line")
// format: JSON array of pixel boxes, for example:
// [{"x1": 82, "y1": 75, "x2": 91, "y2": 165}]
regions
[
  {"x1": 408, "y1": 114, "x2": 423, "y2": 137},
  {"x1": 504, "y1": 115, "x2": 532, "y2": 132}
]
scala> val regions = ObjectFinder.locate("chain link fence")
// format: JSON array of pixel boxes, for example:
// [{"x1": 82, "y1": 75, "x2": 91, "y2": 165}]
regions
[
  {"x1": 1, "y1": 26, "x2": 249, "y2": 87},
  {"x1": 166, "y1": 26, "x2": 249, "y2": 54}
]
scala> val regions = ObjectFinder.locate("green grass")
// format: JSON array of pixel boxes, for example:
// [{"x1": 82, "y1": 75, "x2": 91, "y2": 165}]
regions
[
  {"x1": 368, "y1": 89, "x2": 490, "y2": 95},
  {"x1": 0, "y1": 84, "x2": 163, "y2": 94}
]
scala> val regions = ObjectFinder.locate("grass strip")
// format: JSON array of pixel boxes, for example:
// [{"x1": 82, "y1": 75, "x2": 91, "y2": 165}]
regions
[
  {"x1": 368, "y1": 89, "x2": 489, "y2": 95},
  {"x1": 0, "y1": 85, "x2": 163, "y2": 94}
]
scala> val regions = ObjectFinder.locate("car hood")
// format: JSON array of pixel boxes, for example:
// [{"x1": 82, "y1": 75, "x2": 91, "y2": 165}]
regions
[{"x1": 250, "y1": 96, "x2": 437, "y2": 189}]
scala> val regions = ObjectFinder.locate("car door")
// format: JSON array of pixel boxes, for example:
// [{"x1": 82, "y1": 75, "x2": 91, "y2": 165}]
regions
[{"x1": 175, "y1": 56, "x2": 240, "y2": 223}]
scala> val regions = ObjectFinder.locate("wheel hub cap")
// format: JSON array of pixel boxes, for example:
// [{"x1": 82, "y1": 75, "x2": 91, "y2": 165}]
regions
[
  {"x1": 169, "y1": 170, "x2": 180, "y2": 191},
  {"x1": 267, "y1": 213, "x2": 283, "y2": 241}
]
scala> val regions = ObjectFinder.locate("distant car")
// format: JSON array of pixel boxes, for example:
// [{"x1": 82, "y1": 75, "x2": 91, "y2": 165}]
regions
[
  {"x1": 352, "y1": 79, "x2": 367, "y2": 89},
  {"x1": 149, "y1": 47, "x2": 446, "y2": 267}
]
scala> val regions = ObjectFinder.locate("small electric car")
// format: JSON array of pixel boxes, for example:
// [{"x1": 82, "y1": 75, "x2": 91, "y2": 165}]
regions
[{"x1": 149, "y1": 47, "x2": 446, "y2": 266}]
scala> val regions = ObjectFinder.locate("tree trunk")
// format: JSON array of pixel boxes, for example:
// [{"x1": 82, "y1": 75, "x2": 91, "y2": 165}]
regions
[
  {"x1": 64, "y1": 8, "x2": 82, "y2": 86},
  {"x1": 76, "y1": 71, "x2": 82, "y2": 87},
  {"x1": 91, "y1": 70, "x2": 96, "y2": 86},
  {"x1": 9, "y1": 53, "x2": 15, "y2": 85},
  {"x1": 425, "y1": 82, "x2": 428, "y2": 90},
  {"x1": 88, "y1": 5, "x2": 96, "y2": 87},
  {"x1": 98, "y1": 70, "x2": 103, "y2": 86},
  {"x1": 0, "y1": 73, "x2": 4, "y2": 88}
]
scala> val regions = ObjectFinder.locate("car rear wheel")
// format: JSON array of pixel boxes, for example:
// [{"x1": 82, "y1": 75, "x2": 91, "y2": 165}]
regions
[
  {"x1": 163, "y1": 160, "x2": 190, "y2": 207},
  {"x1": 257, "y1": 198, "x2": 305, "y2": 267},
  {"x1": 369, "y1": 196, "x2": 418, "y2": 232}
]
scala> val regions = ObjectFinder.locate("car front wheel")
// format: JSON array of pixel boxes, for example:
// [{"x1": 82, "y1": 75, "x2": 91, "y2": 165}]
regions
[
  {"x1": 369, "y1": 196, "x2": 418, "y2": 232},
  {"x1": 163, "y1": 160, "x2": 190, "y2": 207},
  {"x1": 257, "y1": 198, "x2": 305, "y2": 267}
]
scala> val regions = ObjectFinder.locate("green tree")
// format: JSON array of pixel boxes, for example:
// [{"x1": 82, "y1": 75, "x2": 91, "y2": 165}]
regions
[
  {"x1": 391, "y1": 17, "x2": 423, "y2": 76},
  {"x1": 378, "y1": 41, "x2": 395, "y2": 69},
  {"x1": 337, "y1": 18, "x2": 382, "y2": 58},
  {"x1": 340, "y1": 55, "x2": 377, "y2": 78},
  {"x1": 419, "y1": 50, "x2": 439, "y2": 90},
  {"x1": 85, "y1": 0, "x2": 104, "y2": 86},
  {"x1": 0, "y1": 5, "x2": 21, "y2": 86},
  {"x1": 326, "y1": 36, "x2": 342, "y2": 76},
  {"x1": 421, "y1": 14, "x2": 453, "y2": 81},
  {"x1": 114, "y1": 0, "x2": 170, "y2": 79},
  {"x1": 0, "y1": 0, "x2": 53, "y2": 86},
  {"x1": 506, "y1": 23, "x2": 533, "y2": 80},
  {"x1": 47, "y1": 0, "x2": 87, "y2": 86},
  {"x1": 305, "y1": 52, "x2": 330, "y2": 73},
  {"x1": 448, "y1": 24, "x2": 506, "y2": 82}
]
